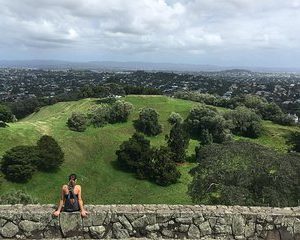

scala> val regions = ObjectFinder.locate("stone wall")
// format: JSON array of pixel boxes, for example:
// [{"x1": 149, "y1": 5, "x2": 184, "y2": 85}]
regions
[{"x1": 0, "y1": 204, "x2": 299, "y2": 239}]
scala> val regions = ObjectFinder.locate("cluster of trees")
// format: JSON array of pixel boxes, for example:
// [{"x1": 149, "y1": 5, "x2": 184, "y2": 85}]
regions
[
  {"x1": 116, "y1": 133, "x2": 181, "y2": 186},
  {"x1": 175, "y1": 91, "x2": 296, "y2": 126},
  {"x1": 67, "y1": 100, "x2": 133, "y2": 132},
  {"x1": 189, "y1": 141, "x2": 300, "y2": 207},
  {"x1": 1, "y1": 135, "x2": 64, "y2": 182},
  {"x1": 184, "y1": 104, "x2": 264, "y2": 145},
  {"x1": 116, "y1": 111, "x2": 190, "y2": 186}
]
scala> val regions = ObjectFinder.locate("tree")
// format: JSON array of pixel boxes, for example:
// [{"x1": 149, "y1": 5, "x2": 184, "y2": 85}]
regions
[
  {"x1": 1, "y1": 146, "x2": 38, "y2": 182},
  {"x1": 167, "y1": 112, "x2": 183, "y2": 125},
  {"x1": 287, "y1": 131, "x2": 300, "y2": 152},
  {"x1": 0, "y1": 104, "x2": 14, "y2": 123},
  {"x1": 36, "y1": 135, "x2": 64, "y2": 171},
  {"x1": 149, "y1": 147, "x2": 181, "y2": 186},
  {"x1": 166, "y1": 122, "x2": 190, "y2": 162},
  {"x1": 108, "y1": 100, "x2": 133, "y2": 123},
  {"x1": 258, "y1": 102, "x2": 283, "y2": 121},
  {"x1": 273, "y1": 114, "x2": 296, "y2": 126},
  {"x1": 134, "y1": 108, "x2": 162, "y2": 136},
  {"x1": 116, "y1": 132, "x2": 152, "y2": 179},
  {"x1": 88, "y1": 104, "x2": 110, "y2": 127},
  {"x1": 224, "y1": 106, "x2": 263, "y2": 138},
  {"x1": 189, "y1": 141, "x2": 300, "y2": 206},
  {"x1": 67, "y1": 112, "x2": 88, "y2": 132},
  {"x1": 185, "y1": 105, "x2": 231, "y2": 144}
]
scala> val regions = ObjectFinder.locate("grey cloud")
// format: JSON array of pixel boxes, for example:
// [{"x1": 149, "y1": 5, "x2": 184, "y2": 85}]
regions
[{"x1": 0, "y1": 0, "x2": 299, "y2": 66}]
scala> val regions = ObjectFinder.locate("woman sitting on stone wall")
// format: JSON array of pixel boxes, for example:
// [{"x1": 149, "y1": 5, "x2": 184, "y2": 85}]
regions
[{"x1": 53, "y1": 173, "x2": 88, "y2": 217}]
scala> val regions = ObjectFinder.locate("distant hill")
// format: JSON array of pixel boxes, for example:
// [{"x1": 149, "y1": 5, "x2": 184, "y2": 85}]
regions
[{"x1": 0, "y1": 60, "x2": 299, "y2": 73}]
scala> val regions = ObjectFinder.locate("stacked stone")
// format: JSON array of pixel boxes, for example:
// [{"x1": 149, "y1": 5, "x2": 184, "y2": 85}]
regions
[{"x1": 0, "y1": 204, "x2": 299, "y2": 239}]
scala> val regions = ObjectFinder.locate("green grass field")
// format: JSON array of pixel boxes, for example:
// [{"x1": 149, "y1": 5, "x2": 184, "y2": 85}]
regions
[{"x1": 0, "y1": 95, "x2": 298, "y2": 204}]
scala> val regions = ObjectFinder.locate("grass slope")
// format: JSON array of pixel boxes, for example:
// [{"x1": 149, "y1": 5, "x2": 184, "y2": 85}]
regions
[{"x1": 0, "y1": 95, "x2": 298, "y2": 204}]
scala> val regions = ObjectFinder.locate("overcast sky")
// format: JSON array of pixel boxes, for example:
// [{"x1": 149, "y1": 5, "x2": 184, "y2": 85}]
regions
[{"x1": 0, "y1": 0, "x2": 300, "y2": 67}]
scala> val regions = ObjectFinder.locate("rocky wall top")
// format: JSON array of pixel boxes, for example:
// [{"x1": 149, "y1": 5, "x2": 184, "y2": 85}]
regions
[{"x1": 0, "y1": 204, "x2": 299, "y2": 239}]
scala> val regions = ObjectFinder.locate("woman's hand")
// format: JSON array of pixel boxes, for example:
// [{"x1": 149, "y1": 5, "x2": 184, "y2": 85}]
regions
[
  {"x1": 52, "y1": 210, "x2": 61, "y2": 217},
  {"x1": 80, "y1": 209, "x2": 88, "y2": 218}
]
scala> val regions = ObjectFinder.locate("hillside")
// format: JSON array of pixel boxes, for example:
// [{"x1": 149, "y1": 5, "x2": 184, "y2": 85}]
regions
[{"x1": 0, "y1": 95, "x2": 298, "y2": 204}]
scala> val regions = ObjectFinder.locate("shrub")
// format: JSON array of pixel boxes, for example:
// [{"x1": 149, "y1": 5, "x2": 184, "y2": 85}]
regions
[
  {"x1": 116, "y1": 132, "x2": 152, "y2": 179},
  {"x1": 149, "y1": 147, "x2": 181, "y2": 186},
  {"x1": 224, "y1": 106, "x2": 263, "y2": 138},
  {"x1": 168, "y1": 112, "x2": 183, "y2": 125},
  {"x1": 108, "y1": 100, "x2": 133, "y2": 123},
  {"x1": 185, "y1": 105, "x2": 231, "y2": 144},
  {"x1": 0, "y1": 190, "x2": 37, "y2": 204},
  {"x1": 88, "y1": 104, "x2": 110, "y2": 127},
  {"x1": 67, "y1": 112, "x2": 88, "y2": 132},
  {"x1": 0, "y1": 121, "x2": 9, "y2": 128},
  {"x1": 134, "y1": 108, "x2": 162, "y2": 136},
  {"x1": 36, "y1": 135, "x2": 64, "y2": 171},
  {"x1": 0, "y1": 104, "x2": 14, "y2": 123},
  {"x1": 287, "y1": 131, "x2": 300, "y2": 152},
  {"x1": 166, "y1": 122, "x2": 190, "y2": 162},
  {"x1": 273, "y1": 114, "x2": 296, "y2": 126},
  {"x1": 1, "y1": 146, "x2": 39, "y2": 182}
]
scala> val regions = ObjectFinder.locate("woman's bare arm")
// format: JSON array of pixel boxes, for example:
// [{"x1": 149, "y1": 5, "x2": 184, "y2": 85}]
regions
[{"x1": 77, "y1": 185, "x2": 88, "y2": 217}]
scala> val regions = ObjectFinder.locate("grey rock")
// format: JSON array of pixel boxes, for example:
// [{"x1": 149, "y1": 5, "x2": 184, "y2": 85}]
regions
[
  {"x1": 266, "y1": 224, "x2": 274, "y2": 230},
  {"x1": 22, "y1": 212, "x2": 51, "y2": 223},
  {"x1": 118, "y1": 215, "x2": 133, "y2": 231},
  {"x1": 175, "y1": 217, "x2": 193, "y2": 224},
  {"x1": 113, "y1": 222, "x2": 129, "y2": 239},
  {"x1": 59, "y1": 212, "x2": 83, "y2": 237},
  {"x1": 156, "y1": 212, "x2": 173, "y2": 223},
  {"x1": 208, "y1": 217, "x2": 217, "y2": 228},
  {"x1": 146, "y1": 214, "x2": 157, "y2": 225},
  {"x1": 90, "y1": 212, "x2": 106, "y2": 225},
  {"x1": 125, "y1": 213, "x2": 144, "y2": 222},
  {"x1": 0, "y1": 222, "x2": 19, "y2": 238},
  {"x1": 214, "y1": 224, "x2": 232, "y2": 234},
  {"x1": 146, "y1": 224, "x2": 160, "y2": 232},
  {"x1": 90, "y1": 225, "x2": 106, "y2": 238},
  {"x1": 19, "y1": 220, "x2": 45, "y2": 233},
  {"x1": 168, "y1": 220, "x2": 175, "y2": 225},
  {"x1": 199, "y1": 221, "x2": 212, "y2": 236},
  {"x1": 294, "y1": 218, "x2": 300, "y2": 234},
  {"x1": 188, "y1": 224, "x2": 201, "y2": 239},
  {"x1": 178, "y1": 224, "x2": 189, "y2": 232},
  {"x1": 194, "y1": 215, "x2": 205, "y2": 225},
  {"x1": 147, "y1": 232, "x2": 159, "y2": 239},
  {"x1": 49, "y1": 218, "x2": 59, "y2": 227},
  {"x1": 235, "y1": 236, "x2": 245, "y2": 240},
  {"x1": 256, "y1": 224, "x2": 263, "y2": 235},
  {"x1": 244, "y1": 222, "x2": 255, "y2": 238},
  {"x1": 131, "y1": 215, "x2": 148, "y2": 228},
  {"x1": 232, "y1": 214, "x2": 245, "y2": 236},
  {"x1": 0, "y1": 219, "x2": 7, "y2": 227},
  {"x1": 162, "y1": 228, "x2": 174, "y2": 238},
  {"x1": 43, "y1": 226, "x2": 63, "y2": 238}
]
